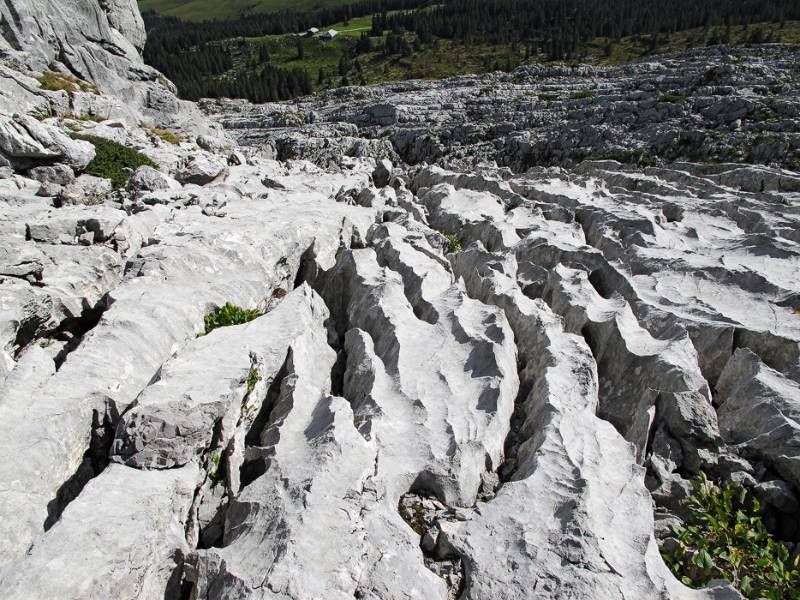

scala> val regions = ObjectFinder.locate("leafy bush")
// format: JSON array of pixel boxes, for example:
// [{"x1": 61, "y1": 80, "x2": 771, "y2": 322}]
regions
[
  {"x1": 444, "y1": 233, "x2": 463, "y2": 253},
  {"x1": 662, "y1": 473, "x2": 800, "y2": 599},
  {"x1": 69, "y1": 133, "x2": 158, "y2": 188},
  {"x1": 37, "y1": 72, "x2": 98, "y2": 96},
  {"x1": 569, "y1": 90, "x2": 596, "y2": 100},
  {"x1": 538, "y1": 93, "x2": 558, "y2": 102},
  {"x1": 201, "y1": 303, "x2": 262, "y2": 335}
]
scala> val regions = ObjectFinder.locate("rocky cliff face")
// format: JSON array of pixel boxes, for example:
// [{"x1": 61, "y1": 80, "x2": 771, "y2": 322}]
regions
[
  {"x1": 0, "y1": 0, "x2": 208, "y2": 128},
  {"x1": 0, "y1": 4, "x2": 799, "y2": 600}
]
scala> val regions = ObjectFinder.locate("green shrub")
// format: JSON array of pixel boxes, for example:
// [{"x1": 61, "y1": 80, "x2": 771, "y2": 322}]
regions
[
  {"x1": 569, "y1": 89, "x2": 596, "y2": 100},
  {"x1": 661, "y1": 473, "x2": 800, "y2": 599},
  {"x1": 444, "y1": 233, "x2": 463, "y2": 253},
  {"x1": 538, "y1": 93, "x2": 558, "y2": 102},
  {"x1": 69, "y1": 133, "x2": 158, "y2": 188},
  {"x1": 201, "y1": 303, "x2": 262, "y2": 336}
]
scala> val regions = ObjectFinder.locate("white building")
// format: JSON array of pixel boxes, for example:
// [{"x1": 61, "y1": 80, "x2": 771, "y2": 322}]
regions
[
  {"x1": 320, "y1": 29, "x2": 338, "y2": 40},
  {"x1": 304, "y1": 27, "x2": 319, "y2": 37}
]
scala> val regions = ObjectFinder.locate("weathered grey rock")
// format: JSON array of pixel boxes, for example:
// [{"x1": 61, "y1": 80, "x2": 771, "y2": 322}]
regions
[
  {"x1": 56, "y1": 175, "x2": 114, "y2": 206},
  {"x1": 127, "y1": 165, "x2": 179, "y2": 192},
  {"x1": 0, "y1": 112, "x2": 94, "y2": 170},
  {"x1": 753, "y1": 480, "x2": 799, "y2": 514},
  {"x1": 0, "y1": 158, "x2": 376, "y2": 576},
  {"x1": 112, "y1": 284, "x2": 328, "y2": 470},
  {"x1": 717, "y1": 349, "x2": 800, "y2": 490},
  {"x1": 175, "y1": 155, "x2": 227, "y2": 185},
  {"x1": 372, "y1": 158, "x2": 393, "y2": 187},
  {"x1": 1, "y1": 464, "x2": 200, "y2": 600},
  {"x1": 27, "y1": 164, "x2": 75, "y2": 186},
  {"x1": 216, "y1": 46, "x2": 800, "y2": 173}
]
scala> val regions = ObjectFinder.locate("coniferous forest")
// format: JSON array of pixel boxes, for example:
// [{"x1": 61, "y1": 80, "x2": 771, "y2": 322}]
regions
[{"x1": 142, "y1": 0, "x2": 800, "y2": 103}]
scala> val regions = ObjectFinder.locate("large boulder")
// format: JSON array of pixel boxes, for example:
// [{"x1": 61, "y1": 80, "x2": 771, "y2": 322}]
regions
[
  {"x1": 0, "y1": 113, "x2": 94, "y2": 171},
  {"x1": 175, "y1": 155, "x2": 227, "y2": 186}
]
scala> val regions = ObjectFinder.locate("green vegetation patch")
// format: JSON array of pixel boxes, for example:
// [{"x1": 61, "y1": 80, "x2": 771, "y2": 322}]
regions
[
  {"x1": 201, "y1": 303, "x2": 263, "y2": 336},
  {"x1": 69, "y1": 133, "x2": 158, "y2": 189},
  {"x1": 141, "y1": 124, "x2": 184, "y2": 145},
  {"x1": 538, "y1": 93, "x2": 559, "y2": 102},
  {"x1": 569, "y1": 90, "x2": 596, "y2": 100},
  {"x1": 444, "y1": 233, "x2": 463, "y2": 253},
  {"x1": 661, "y1": 473, "x2": 800, "y2": 599},
  {"x1": 246, "y1": 367, "x2": 262, "y2": 394},
  {"x1": 208, "y1": 452, "x2": 226, "y2": 487},
  {"x1": 37, "y1": 72, "x2": 98, "y2": 96}
]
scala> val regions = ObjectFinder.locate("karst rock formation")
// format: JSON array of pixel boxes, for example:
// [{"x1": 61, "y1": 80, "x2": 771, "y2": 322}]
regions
[{"x1": 0, "y1": 1, "x2": 798, "y2": 599}]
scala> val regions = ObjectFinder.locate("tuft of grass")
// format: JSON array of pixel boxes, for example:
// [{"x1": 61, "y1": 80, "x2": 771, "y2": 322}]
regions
[
  {"x1": 69, "y1": 133, "x2": 158, "y2": 189},
  {"x1": 201, "y1": 303, "x2": 263, "y2": 336},
  {"x1": 208, "y1": 452, "x2": 226, "y2": 487},
  {"x1": 661, "y1": 472, "x2": 800, "y2": 599},
  {"x1": 141, "y1": 124, "x2": 183, "y2": 145},
  {"x1": 246, "y1": 367, "x2": 262, "y2": 394},
  {"x1": 444, "y1": 233, "x2": 463, "y2": 253},
  {"x1": 538, "y1": 93, "x2": 559, "y2": 102},
  {"x1": 37, "y1": 72, "x2": 98, "y2": 96},
  {"x1": 569, "y1": 89, "x2": 596, "y2": 100}
]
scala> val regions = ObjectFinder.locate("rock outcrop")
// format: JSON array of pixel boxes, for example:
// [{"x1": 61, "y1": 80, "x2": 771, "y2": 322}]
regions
[
  {"x1": 0, "y1": 0, "x2": 212, "y2": 129},
  {"x1": 0, "y1": 4, "x2": 799, "y2": 600},
  {"x1": 210, "y1": 45, "x2": 800, "y2": 174}
]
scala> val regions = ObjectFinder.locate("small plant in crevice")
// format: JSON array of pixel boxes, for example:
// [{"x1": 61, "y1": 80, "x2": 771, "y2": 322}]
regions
[
  {"x1": 69, "y1": 133, "x2": 158, "y2": 188},
  {"x1": 246, "y1": 367, "x2": 261, "y2": 395},
  {"x1": 208, "y1": 452, "x2": 226, "y2": 487},
  {"x1": 199, "y1": 303, "x2": 263, "y2": 336},
  {"x1": 444, "y1": 234, "x2": 463, "y2": 253},
  {"x1": 661, "y1": 472, "x2": 800, "y2": 599}
]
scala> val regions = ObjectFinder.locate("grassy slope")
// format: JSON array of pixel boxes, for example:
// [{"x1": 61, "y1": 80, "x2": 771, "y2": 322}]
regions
[{"x1": 138, "y1": 0, "x2": 355, "y2": 21}]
